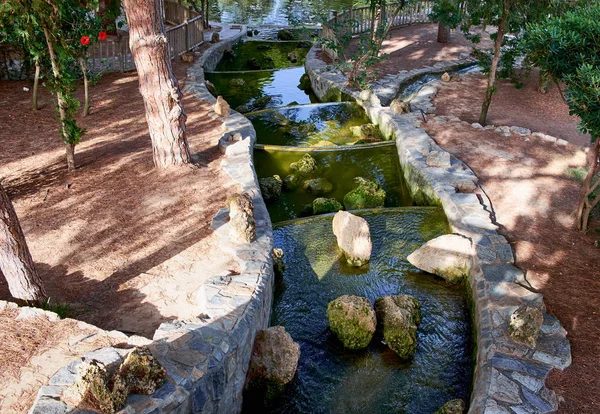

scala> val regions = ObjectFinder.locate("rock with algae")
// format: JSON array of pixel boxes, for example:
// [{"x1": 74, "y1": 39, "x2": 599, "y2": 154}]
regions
[
  {"x1": 375, "y1": 295, "x2": 421, "y2": 359},
  {"x1": 407, "y1": 234, "x2": 472, "y2": 284},
  {"x1": 350, "y1": 123, "x2": 383, "y2": 140},
  {"x1": 327, "y1": 295, "x2": 376, "y2": 350},
  {"x1": 63, "y1": 347, "x2": 165, "y2": 414},
  {"x1": 290, "y1": 154, "x2": 317, "y2": 176},
  {"x1": 283, "y1": 174, "x2": 300, "y2": 190},
  {"x1": 312, "y1": 197, "x2": 343, "y2": 215},
  {"x1": 435, "y1": 399, "x2": 467, "y2": 414},
  {"x1": 272, "y1": 248, "x2": 286, "y2": 279},
  {"x1": 343, "y1": 177, "x2": 386, "y2": 210},
  {"x1": 259, "y1": 175, "x2": 283, "y2": 202},
  {"x1": 302, "y1": 177, "x2": 333, "y2": 195}
]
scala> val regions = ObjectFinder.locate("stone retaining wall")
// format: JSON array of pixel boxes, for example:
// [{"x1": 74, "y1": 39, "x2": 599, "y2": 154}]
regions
[
  {"x1": 30, "y1": 29, "x2": 277, "y2": 414},
  {"x1": 306, "y1": 42, "x2": 571, "y2": 414}
]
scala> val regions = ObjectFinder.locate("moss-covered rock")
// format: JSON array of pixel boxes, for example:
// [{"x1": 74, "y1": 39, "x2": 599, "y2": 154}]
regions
[
  {"x1": 298, "y1": 73, "x2": 312, "y2": 91},
  {"x1": 271, "y1": 111, "x2": 291, "y2": 126},
  {"x1": 303, "y1": 178, "x2": 333, "y2": 195},
  {"x1": 290, "y1": 154, "x2": 317, "y2": 176},
  {"x1": 287, "y1": 52, "x2": 298, "y2": 63},
  {"x1": 327, "y1": 295, "x2": 376, "y2": 350},
  {"x1": 247, "y1": 58, "x2": 261, "y2": 70},
  {"x1": 350, "y1": 123, "x2": 383, "y2": 139},
  {"x1": 312, "y1": 197, "x2": 343, "y2": 215},
  {"x1": 286, "y1": 122, "x2": 317, "y2": 138},
  {"x1": 297, "y1": 40, "x2": 312, "y2": 48},
  {"x1": 253, "y1": 95, "x2": 272, "y2": 110},
  {"x1": 277, "y1": 29, "x2": 295, "y2": 40},
  {"x1": 283, "y1": 174, "x2": 300, "y2": 190},
  {"x1": 229, "y1": 78, "x2": 245, "y2": 87},
  {"x1": 236, "y1": 104, "x2": 251, "y2": 114},
  {"x1": 375, "y1": 295, "x2": 421, "y2": 359},
  {"x1": 256, "y1": 44, "x2": 273, "y2": 51},
  {"x1": 343, "y1": 177, "x2": 386, "y2": 210},
  {"x1": 272, "y1": 248, "x2": 286, "y2": 279},
  {"x1": 259, "y1": 175, "x2": 283, "y2": 202},
  {"x1": 435, "y1": 399, "x2": 467, "y2": 414}
]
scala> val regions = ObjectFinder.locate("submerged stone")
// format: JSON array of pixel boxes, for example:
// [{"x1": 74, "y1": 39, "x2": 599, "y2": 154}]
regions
[
  {"x1": 277, "y1": 29, "x2": 295, "y2": 40},
  {"x1": 256, "y1": 44, "x2": 273, "y2": 51},
  {"x1": 350, "y1": 123, "x2": 383, "y2": 139},
  {"x1": 327, "y1": 295, "x2": 376, "y2": 350},
  {"x1": 508, "y1": 305, "x2": 543, "y2": 347},
  {"x1": 313, "y1": 140, "x2": 338, "y2": 147},
  {"x1": 298, "y1": 73, "x2": 312, "y2": 91},
  {"x1": 303, "y1": 178, "x2": 333, "y2": 195},
  {"x1": 285, "y1": 122, "x2": 317, "y2": 138},
  {"x1": 375, "y1": 295, "x2": 421, "y2": 359},
  {"x1": 283, "y1": 174, "x2": 300, "y2": 190},
  {"x1": 435, "y1": 399, "x2": 467, "y2": 414},
  {"x1": 312, "y1": 197, "x2": 343, "y2": 215},
  {"x1": 297, "y1": 40, "x2": 312, "y2": 48},
  {"x1": 253, "y1": 95, "x2": 272, "y2": 110},
  {"x1": 290, "y1": 154, "x2": 317, "y2": 176},
  {"x1": 332, "y1": 211, "x2": 372, "y2": 267},
  {"x1": 287, "y1": 52, "x2": 298, "y2": 63},
  {"x1": 229, "y1": 78, "x2": 245, "y2": 87},
  {"x1": 343, "y1": 177, "x2": 386, "y2": 210},
  {"x1": 246, "y1": 326, "x2": 300, "y2": 397},
  {"x1": 271, "y1": 111, "x2": 291, "y2": 126},
  {"x1": 247, "y1": 58, "x2": 261, "y2": 70},
  {"x1": 235, "y1": 104, "x2": 251, "y2": 114},
  {"x1": 407, "y1": 234, "x2": 472, "y2": 284},
  {"x1": 259, "y1": 175, "x2": 283, "y2": 202}
]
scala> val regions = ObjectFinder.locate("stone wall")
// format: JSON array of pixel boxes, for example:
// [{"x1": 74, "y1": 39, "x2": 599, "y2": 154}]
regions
[
  {"x1": 306, "y1": 42, "x2": 571, "y2": 414},
  {"x1": 30, "y1": 29, "x2": 278, "y2": 414}
]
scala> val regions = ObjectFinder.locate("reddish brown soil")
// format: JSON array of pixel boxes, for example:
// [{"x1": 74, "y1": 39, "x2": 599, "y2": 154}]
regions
[
  {"x1": 433, "y1": 70, "x2": 592, "y2": 147},
  {"x1": 0, "y1": 56, "x2": 236, "y2": 337},
  {"x1": 424, "y1": 117, "x2": 600, "y2": 413},
  {"x1": 336, "y1": 23, "x2": 494, "y2": 75}
]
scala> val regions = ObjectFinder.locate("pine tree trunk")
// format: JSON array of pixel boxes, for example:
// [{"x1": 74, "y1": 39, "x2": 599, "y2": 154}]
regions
[
  {"x1": 576, "y1": 139, "x2": 600, "y2": 231},
  {"x1": 0, "y1": 183, "x2": 46, "y2": 301},
  {"x1": 33, "y1": 59, "x2": 40, "y2": 111},
  {"x1": 43, "y1": 24, "x2": 77, "y2": 171},
  {"x1": 80, "y1": 58, "x2": 90, "y2": 116},
  {"x1": 437, "y1": 21, "x2": 450, "y2": 43},
  {"x1": 479, "y1": 0, "x2": 509, "y2": 126},
  {"x1": 123, "y1": 0, "x2": 192, "y2": 168}
]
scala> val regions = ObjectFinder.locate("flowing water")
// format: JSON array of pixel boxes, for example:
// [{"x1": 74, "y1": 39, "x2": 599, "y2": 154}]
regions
[
  {"x1": 243, "y1": 209, "x2": 473, "y2": 413},
  {"x1": 206, "y1": 39, "x2": 473, "y2": 413}
]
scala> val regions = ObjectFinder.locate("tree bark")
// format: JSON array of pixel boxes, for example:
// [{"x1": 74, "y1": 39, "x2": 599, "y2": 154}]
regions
[
  {"x1": 479, "y1": 0, "x2": 510, "y2": 126},
  {"x1": 123, "y1": 0, "x2": 192, "y2": 168},
  {"x1": 0, "y1": 183, "x2": 46, "y2": 301},
  {"x1": 437, "y1": 21, "x2": 450, "y2": 43},
  {"x1": 576, "y1": 138, "x2": 600, "y2": 231},
  {"x1": 43, "y1": 24, "x2": 77, "y2": 171},
  {"x1": 33, "y1": 59, "x2": 40, "y2": 111},
  {"x1": 80, "y1": 58, "x2": 90, "y2": 116}
]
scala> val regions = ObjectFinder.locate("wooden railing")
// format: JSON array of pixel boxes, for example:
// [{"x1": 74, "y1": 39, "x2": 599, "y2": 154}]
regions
[
  {"x1": 322, "y1": 1, "x2": 435, "y2": 60},
  {"x1": 86, "y1": 1, "x2": 204, "y2": 74}
]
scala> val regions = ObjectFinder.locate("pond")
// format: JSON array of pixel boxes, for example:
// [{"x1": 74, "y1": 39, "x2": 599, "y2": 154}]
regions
[{"x1": 243, "y1": 209, "x2": 473, "y2": 413}]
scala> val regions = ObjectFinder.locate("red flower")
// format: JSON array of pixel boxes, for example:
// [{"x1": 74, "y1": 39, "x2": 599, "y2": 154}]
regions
[
  {"x1": 98, "y1": 31, "x2": 107, "y2": 41},
  {"x1": 80, "y1": 36, "x2": 90, "y2": 46}
]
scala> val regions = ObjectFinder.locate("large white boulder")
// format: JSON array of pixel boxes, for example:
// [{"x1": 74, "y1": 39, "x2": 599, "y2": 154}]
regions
[
  {"x1": 332, "y1": 211, "x2": 372, "y2": 267},
  {"x1": 407, "y1": 234, "x2": 472, "y2": 284}
]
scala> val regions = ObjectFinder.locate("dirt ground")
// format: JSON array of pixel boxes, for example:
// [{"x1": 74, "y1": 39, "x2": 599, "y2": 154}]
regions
[
  {"x1": 0, "y1": 56, "x2": 238, "y2": 338},
  {"x1": 434, "y1": 71, "x2": 592, "y2": 147},
  {"x1": 426, "y1": 98, "x2": 599, "y2": 411},
  {"x1": 330, "y1": 23, "x2": 494, "y2": 76}
]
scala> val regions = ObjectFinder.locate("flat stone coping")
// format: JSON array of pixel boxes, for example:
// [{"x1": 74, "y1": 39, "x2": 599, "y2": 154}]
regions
[
  {"x1": 30, "y1": 27, "x2": 278, "y2": 414},
  {"x1": 305, "y1": 42, "x2": 572, "y2": 414}
]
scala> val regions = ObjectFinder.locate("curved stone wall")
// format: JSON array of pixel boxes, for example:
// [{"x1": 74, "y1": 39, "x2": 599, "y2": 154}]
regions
[
  {"x1": 30, "y1": 30, "x2": 277, "y2": 414},
  {"x1": 306, "y1": 42, "x2": 571, "y2": 414}
]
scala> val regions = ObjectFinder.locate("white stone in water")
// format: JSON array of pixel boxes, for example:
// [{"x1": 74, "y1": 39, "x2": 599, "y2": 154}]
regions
[
  {"x1": 407, "y1": 234, "x2": 472, "y2": 284},
  {"x1": 214, "y1": 96, "x2": 231, "y2": 117},
  {"x1": 332, "y1": 211, "x2": 372, "y2": 267}
]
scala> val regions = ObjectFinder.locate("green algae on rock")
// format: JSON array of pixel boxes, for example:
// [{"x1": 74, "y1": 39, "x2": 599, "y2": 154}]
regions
[
  {"x1": 312, "y1": 197, "x2": 343, "y2": 215},
  {"x1": 375, "y1": 295, "x2": 421, "y2": 359},
  {"x1": 259, "y1": 175, "x2": 283, "y2": 202},
  {"x1": 327, "y1": 295, "x2": 376, "y2": 350},
  {"x1": 303, "y1": 178, "x2": 333, "y2": 195},
  {"x1": 343, "y1": 177, "x2": 386, "y2": 210},
  {"x1": 290, "y1": 153, "x2": 318, "y2": 176}
]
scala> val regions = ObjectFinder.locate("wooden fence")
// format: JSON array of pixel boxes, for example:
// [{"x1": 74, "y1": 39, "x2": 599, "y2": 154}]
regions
[
  {"x1": 322, "y1": 1, "x2": 435, "y2": 60},
  {"x1": 86, "y1": 1, "x2": 204, "y2": 74}
]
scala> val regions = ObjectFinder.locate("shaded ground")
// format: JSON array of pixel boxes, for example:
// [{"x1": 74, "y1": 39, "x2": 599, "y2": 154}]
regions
[
  {"x1": 424, "y1": 116, "x2": 599, "y2": 414},
  {"x1": 0, "y1": 55, "x2": 238, "y2": 339},
  {"x1": 327, "y1": 23, "x2": 494, "y2": 75},
  {"x1": 433, "y1": 70, "x2": 591, "y2": 147}
]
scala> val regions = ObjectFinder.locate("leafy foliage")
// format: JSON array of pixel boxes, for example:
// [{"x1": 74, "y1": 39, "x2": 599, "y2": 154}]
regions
[{"x1": 429, "y1": 0, "x2": 463, "y2": 29}]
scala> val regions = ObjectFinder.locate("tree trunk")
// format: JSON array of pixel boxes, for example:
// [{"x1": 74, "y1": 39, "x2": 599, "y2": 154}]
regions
[
  {"x1": 33, "y1": 59, "x2": 40, "y2": 111},
  {"x1": 576, "y1": 138, "x2": 600, "y2": 231},
  {"x1": 437, "y1": 21, "x2": 450, "y2": 43},
  {"x1": 43, "y1": 24, "x2": 77, "y2": 171},
  {"x1": 80, "y1": 58, "x2": 90, "y2": 116},
  {"x1": 123, "y1": 0, "x2": 192, "y2": 168},
  {"x1": 479, "y1": 0, "x2": 510, "y2": 126},
  {"x1": 0, "y1": 183, "x2": 46, "y2": 301}
]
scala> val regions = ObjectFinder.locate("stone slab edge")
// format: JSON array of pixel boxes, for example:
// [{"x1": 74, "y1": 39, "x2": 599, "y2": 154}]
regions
[
  {"x1": 306, "y1": 43, "x2": 572, "y2": 414},
  {"x1": 29, "y1": 27, "x2": 278, "y2": 414}
]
